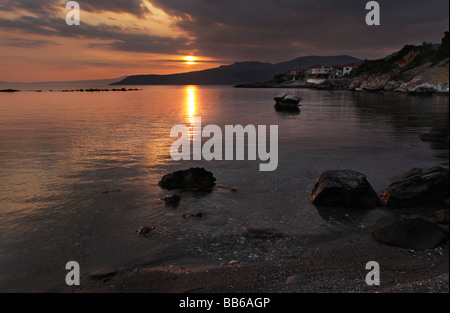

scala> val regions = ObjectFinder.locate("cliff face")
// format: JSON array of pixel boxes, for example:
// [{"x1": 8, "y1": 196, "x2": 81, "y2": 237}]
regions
[
  {"x1": 397, "y1": 58, "x2": 449, "y2": 93},
  {"x1": 350, "y1": 33, "x2": 449, "y2": 94},
  {"x1": 350, "y1": 58, "x2": 449, "y2": 93}
]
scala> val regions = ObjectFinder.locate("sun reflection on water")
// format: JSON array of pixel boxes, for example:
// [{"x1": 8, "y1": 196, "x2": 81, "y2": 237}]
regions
[
  {"x1": 186, "y1": 86, "x2": 196, "y2": 121},
  {"x1": 185, "y1": 86, "x2": 198, "y2": 140}
]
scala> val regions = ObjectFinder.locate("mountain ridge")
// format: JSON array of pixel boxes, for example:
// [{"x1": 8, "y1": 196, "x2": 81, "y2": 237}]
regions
[{"x1": 110, "y1": 55, "x2": 363, "y2": 86}]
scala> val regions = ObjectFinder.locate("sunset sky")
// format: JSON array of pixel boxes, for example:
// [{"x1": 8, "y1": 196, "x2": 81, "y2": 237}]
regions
[{"x1": 0, "y1": 0, "x2": 448, "y2": 82}]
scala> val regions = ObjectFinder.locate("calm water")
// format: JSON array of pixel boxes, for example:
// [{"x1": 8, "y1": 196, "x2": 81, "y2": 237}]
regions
[{"x1": 0, "y1": 86, "x2": 448, "y2": 291}]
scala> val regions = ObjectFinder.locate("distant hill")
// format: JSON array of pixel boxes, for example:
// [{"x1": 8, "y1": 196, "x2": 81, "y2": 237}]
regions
[
  {"x1": 111, "y1": 55, "x2": 362, "y2": 86},
  {"x1": 0, "y1": 77, "x2": 127, "y2": 89}
]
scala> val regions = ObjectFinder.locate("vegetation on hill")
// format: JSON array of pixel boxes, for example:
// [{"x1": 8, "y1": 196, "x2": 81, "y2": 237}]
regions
[{"x1": 354, "y1": 32, "x2": 449, "y2": 76}]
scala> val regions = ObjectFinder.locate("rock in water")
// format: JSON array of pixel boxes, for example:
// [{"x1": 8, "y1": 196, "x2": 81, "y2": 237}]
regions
[
  {"x1": 159, "y1": 167, "x2": 216, "y2": 191},
  {"x1": 274, "y1": 91, "x2": 301, "y2": 110},
  {"x1": 310, "y1": 170, "x2": 381, "y2": 209},
  {"x1": 274, "y1": 91, "x2": 301, "y2": 103},
  {"x1": 381, "y1": 167, "x2": 449, "y2": 208},
  {"x1": 373, "y1": 215, "x2": 448, "y2": 250},
  {"x1": 162, "y1": 194, "x2": 181, "y2": 207}
]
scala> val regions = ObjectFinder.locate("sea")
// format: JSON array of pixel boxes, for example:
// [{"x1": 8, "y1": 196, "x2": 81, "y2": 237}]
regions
[{"x1": 0, "y1": 85, "x2": 448, "y2": 291}]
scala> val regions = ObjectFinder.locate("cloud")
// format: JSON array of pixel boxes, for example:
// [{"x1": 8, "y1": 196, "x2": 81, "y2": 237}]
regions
[
  {"x1": 149, "y1": 0, "x2": 449, "y2": 60},
  {"x1": 0, "y1": 37, "x2": 59, "y2": 48},
  {"x1": 0, "y1": 0, "x2": 448, "y2": 64},
  {"x1": 0, "y1": 0, "x2": 150, "y2": 17},
  {"x1": 0, "y1": 15, "x2": 190, "y2": 55}
]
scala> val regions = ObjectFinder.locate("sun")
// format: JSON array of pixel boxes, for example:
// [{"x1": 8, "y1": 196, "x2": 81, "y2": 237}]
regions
[{"x1": 184, "y1": 56, "x2": 197, "y2": 65}]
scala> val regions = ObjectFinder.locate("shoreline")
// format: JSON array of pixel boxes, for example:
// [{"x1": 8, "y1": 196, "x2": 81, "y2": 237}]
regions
[
  {"x1": 62, "y1": 216, "x2": 449, "y2": 293},
  {"x1": 234, "y1": 81, "x2": 450, "y2": 96},
  {"x1": 75, "y1": 239, "x2": 449, "y2": 293}
]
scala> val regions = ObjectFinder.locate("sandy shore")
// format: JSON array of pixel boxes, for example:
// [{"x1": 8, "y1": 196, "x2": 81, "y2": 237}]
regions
[{"x1": 70, "y1": 226, "x2": 448, "y2": 293}]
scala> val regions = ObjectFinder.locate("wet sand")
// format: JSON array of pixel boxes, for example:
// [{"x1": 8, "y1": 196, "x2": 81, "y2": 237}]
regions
[{"x1": 71, "y1": 226, "x2": 449, "y2": 293}]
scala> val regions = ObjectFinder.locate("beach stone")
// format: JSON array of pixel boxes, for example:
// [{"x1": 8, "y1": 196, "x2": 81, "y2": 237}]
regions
[
  {"x1": 381, "y1": 167, "x2": 449, "y2": 208},
  {"x1": 89, "y1": 268, "x2": 122, "y2": 281},
  {"x1": 242, "y1": 228, "x2": 283, "y2": 240},
  {"x1": 182, "y1": 212, "x2": 203, "y2": 218},
  {"x1": 373, "y1": 215, "x2": 448, "y2": 250},
  {"x1": 159, "y1": 167, "x2": 216, "y2": 191},
  {"x1": 136, "y1": 226, "x2": 155, "y2": 236},
  {"x1": 309, "y1": 170, "x2": 381, "y2": 209}
]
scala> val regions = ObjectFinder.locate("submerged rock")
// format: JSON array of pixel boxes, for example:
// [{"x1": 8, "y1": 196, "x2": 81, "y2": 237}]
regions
[
  {"x1": 162, "y1": 194, "x2": 181, "y2": 207},
  {"x1": 419, "y1": 129, "x2": 449, "y2": 142},
  {"x1": 373, "y1": 215, "x2": 448, "y2": 250},
  {"x1": 159, "y1": 167, "x2": 216, "y2": 191},
  {"x1": 381, "y1": 167, "x2": 449, "y2": 208},
  {"x1": 310, "y1": 170, "x2": 381, "y2": 209}
]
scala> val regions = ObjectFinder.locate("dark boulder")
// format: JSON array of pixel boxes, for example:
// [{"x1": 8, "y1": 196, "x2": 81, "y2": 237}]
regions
[
  {"x1": 159, "y1": 167, "x2": 216, "y2": 191},
  {"x1": 381, "y1": 167, "x2": 449, "y2": 208},
  {"x1": 373, "y1": 215, "x2": 448, "y2": 250},
  {"x1": 310, "y1": 170, "x2": 381, "y2": 209}
]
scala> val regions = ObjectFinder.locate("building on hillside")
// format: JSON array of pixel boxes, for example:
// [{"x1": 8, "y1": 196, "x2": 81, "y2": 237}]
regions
[
  {"x1": 284, "y1": 60, "x2": 305, "y2": 80},
  {"x1": 306, "y1": 64, "x2": 331, "y2": 84},
  {"x1": 331, "y1": 64, "x2": 360, "y2": 78}
]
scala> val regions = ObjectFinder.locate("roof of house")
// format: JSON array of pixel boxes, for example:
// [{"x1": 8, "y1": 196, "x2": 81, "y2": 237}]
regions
[{"x1": 285, "y1": 67, "x2": 304, "y2": 73}]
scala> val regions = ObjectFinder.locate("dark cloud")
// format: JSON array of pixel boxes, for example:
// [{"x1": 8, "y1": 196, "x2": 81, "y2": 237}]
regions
[
  {"x1": 0, "y1": 37, "x2": 59, "y2": 48},
  {"x1": 150, "y1": 0, "x2": 449, "y2": 60},
  {"x1": 0, "y1": 0, "x2": 448, "y2": 63},
  {"x1": 0, "y1": 0, "x2": 149, "y2": 17},
  {"x1": 0, "y1": 15, "x2": 189, "y2": 55},
  {"x1": 80, "y1": 0, "x2": 150, "y2": 17}
]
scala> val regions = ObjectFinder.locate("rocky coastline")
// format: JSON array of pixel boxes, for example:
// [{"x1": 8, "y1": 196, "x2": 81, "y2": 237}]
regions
[{"x1": 237, "y1": 33, "x2": 450, "y2": 95}]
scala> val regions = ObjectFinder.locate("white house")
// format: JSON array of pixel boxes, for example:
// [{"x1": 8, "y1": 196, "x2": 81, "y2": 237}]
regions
[
  {"x1": 306, "y1": 65, "x2": 331, "y2": 84},
  {"x1": 332, "y1": 64, "x2": 359, "y2": 77}
]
